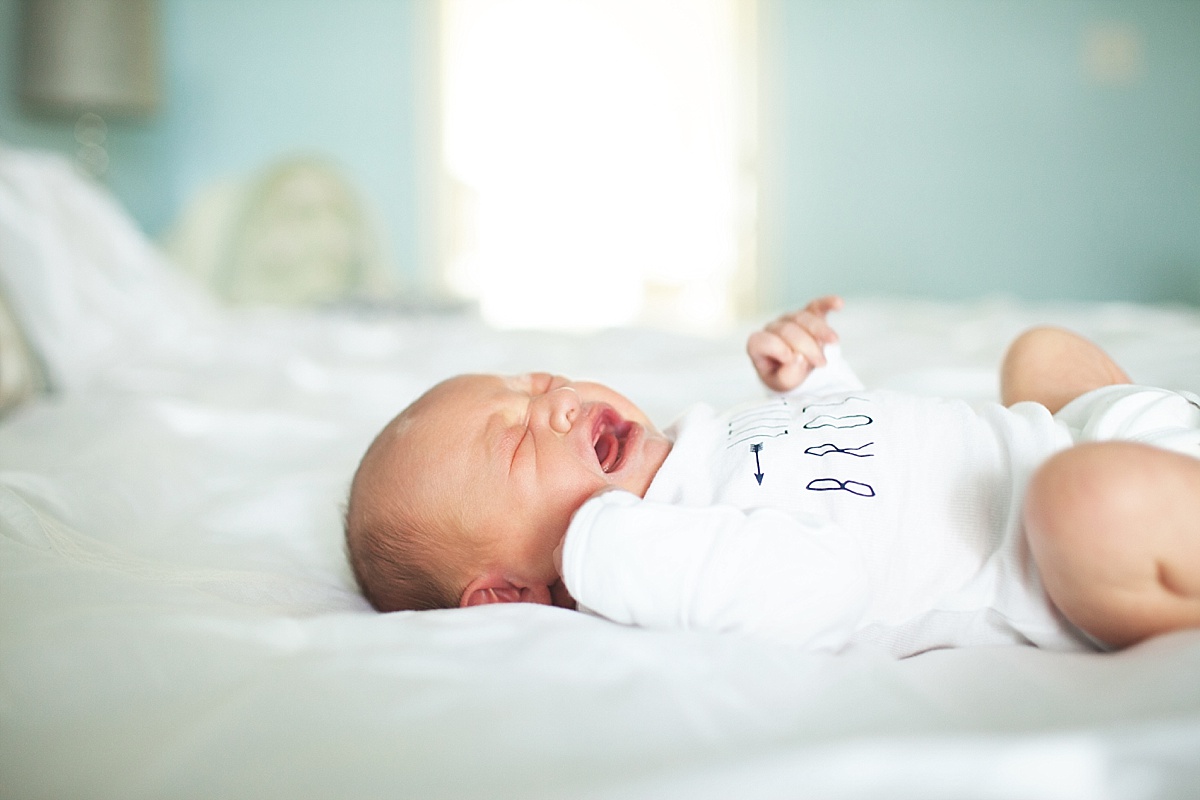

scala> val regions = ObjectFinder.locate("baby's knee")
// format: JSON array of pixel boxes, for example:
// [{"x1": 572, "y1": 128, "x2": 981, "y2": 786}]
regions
[
  {"x1": 1003, "y1": 326, "x2": 1074, "y2": 373},
  {"x1": 1024, "y1": 444, "x2": 1147, "y2": 645},
  {"x1": 1025, "y1": 443, "x2": 1132, "y2": 549},
  {"x1": 1029, "y1": 441, "x2": 1199, "y2": 518},
  {"x1": 1026, "y1": 442, "x2": 1200, "y2": 647},
  {"x1": 1001, "y1": 327, "x2": 1130, "y2": 412},
  {"x1": 1023, "y1": 442, "x2": 1163, "y2": 594},
  {"x1": 1001, "y1": 327, "x2": 1077, "y2": 408}
]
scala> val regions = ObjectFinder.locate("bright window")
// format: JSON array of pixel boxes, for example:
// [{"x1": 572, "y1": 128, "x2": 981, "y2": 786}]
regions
[{"x1": 439, "y1": 0, "x2": 756, "y2": 332}]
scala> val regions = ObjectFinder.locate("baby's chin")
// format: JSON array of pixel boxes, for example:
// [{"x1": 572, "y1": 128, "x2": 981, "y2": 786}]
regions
[{"x1": 618, "y1": 435, "x2": 673, "y2": 497}]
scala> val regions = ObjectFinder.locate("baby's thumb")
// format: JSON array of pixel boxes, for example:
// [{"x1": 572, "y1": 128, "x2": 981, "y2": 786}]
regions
[
  {"x1": 777, "y1": 360, "x2": 808, "y2": 392},
  {"x1": 752, "y1": 354, "x2": 787, "y2": 391}
]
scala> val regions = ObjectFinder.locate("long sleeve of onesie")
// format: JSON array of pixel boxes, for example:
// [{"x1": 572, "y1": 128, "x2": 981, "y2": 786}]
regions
[
  {"x1": 793, "y1": 343, "x2": 864, "y2": 396},
  {"x1": 559, "y1": 489, "x2": 871, "y2": 652}
]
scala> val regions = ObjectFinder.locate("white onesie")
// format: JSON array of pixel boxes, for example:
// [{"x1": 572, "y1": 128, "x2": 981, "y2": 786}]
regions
[{"x1": 559, "y1": 347, "x2": 1200, "y2": 657}]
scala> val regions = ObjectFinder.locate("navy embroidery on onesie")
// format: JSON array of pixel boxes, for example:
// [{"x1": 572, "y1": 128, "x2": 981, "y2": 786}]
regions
[
  {"x1": 804, "y1": 442, "x2": 875, "y2": 458},
  {"x1": 798, "y1": 395, "x2": 877, "y2": 499},
  {"x1": 803, "y1": 415, "x2": 872, "y2": 430},
  {"x1": 801, "y1": 398, "x2": 869, "y2": 412},
  {"x1": 726, "y1": 398, "x2": 791, "y2": 485},
  {"x1": 720, "y1": 395, "x2": 881, "y2": 496},
  {"x1": 750, "y1": 443, "x2": 766, "y2": 485},
  {"x1": 726, "y1": 398, "x2": 791, "y2": 449},
  {"x1": 806, "y1": 478, "x2": 876, "y2": 497}
]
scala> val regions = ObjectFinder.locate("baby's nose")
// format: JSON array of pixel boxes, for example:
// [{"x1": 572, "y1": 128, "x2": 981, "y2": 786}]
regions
[{"x1": 544, "y1": 386, "x2": 580, "y2": 434}]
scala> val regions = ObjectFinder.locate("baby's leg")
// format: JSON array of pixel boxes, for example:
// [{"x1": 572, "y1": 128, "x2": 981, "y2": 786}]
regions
[
  {"x1": 1001, "y1": 327, "x2": 1130, "y2": 413},
  {"x1": 1024, "y1": 441, "x2": 1200, "y2": 648}
]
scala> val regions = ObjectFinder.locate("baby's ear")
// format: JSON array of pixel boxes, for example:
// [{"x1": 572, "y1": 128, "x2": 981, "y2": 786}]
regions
[{"x1": 460, "y1": 574, "x2": 553, "y2": 607}]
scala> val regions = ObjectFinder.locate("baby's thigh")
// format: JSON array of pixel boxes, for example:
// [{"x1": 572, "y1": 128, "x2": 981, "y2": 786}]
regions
[{"x1": 1023, "y1": 441, "x2": 1200, "y2": 648}]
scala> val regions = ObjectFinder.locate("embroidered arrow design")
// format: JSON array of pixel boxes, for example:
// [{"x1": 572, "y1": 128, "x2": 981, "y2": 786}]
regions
[{"x1": 751, "y1": 442, "x2": 764, "y2": 485}]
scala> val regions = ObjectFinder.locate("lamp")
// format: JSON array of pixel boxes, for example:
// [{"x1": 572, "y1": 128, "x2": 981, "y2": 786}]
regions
[{"x1": 19, "y1": 0, "x2": 160, "y2": 116}]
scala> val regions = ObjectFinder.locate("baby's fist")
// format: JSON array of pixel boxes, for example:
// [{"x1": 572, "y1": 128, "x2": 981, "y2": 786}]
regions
[{"x1": 747, "y1": 296, "x2": 844, "y2": 392}]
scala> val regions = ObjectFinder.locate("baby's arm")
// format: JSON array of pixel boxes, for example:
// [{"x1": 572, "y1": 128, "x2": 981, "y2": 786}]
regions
[
  {"x1": 557, "y1": 491, "x2": 870, "y2": 652},
  {"x1": 747, "y1": 296, "x2": 845, "y2": 393}
]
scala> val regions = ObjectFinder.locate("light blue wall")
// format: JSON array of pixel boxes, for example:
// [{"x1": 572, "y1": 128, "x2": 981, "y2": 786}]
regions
[
  {"x1": 761, "y1": 0, "x2": 1200, "y2": 307},
  {"x1": 3, "y1": 1, "x2": 1198, "y2": 307},
  {"x1": 0, "y1": 0, "x2": 426, "y2": 284},
  {"x1": 158, "y1": 0, "x2": 425, "y2": 278}
]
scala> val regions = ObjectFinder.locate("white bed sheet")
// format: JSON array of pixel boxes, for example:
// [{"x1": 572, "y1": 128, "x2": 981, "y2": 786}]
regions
[{"x1": 3, "y1": 147, "x2": 1200, "y2": 799}]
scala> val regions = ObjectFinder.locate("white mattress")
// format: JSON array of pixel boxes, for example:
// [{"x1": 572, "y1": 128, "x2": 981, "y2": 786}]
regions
[{"x1": 3, "y1": 146, "x2": 1200, "y2": 799}]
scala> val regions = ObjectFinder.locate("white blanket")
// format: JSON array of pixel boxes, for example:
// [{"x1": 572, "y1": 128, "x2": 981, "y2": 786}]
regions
[{"x1": 3, "y1": 146, "x2": 1200, "y2": 800}]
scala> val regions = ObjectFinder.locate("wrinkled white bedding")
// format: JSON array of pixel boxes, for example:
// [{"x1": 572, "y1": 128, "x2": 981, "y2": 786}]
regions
[{"x1": 3, "y1": 147, "x2": 1200, "y2": 800}]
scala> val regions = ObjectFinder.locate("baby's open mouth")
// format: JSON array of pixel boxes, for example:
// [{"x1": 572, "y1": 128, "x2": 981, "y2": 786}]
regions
[{"x1": 592, "y1": 413, "x2": 631, "y2": 474}]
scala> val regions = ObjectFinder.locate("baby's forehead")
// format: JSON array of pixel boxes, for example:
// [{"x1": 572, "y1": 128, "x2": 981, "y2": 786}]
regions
[
  {"x1": 362, "y1": 377, "x2": 507, "y2": 520},
  {"x1": 416, "y1": 373, "x2": 541, "y2": 420},
  {"x1": 427, "y1": 373, "x2": 511, "y2": 404},
  {"x1": 377, "y1": 371, "x2": 546, "y2": 474},
  {"x1": 448, "y1": 372, "x2": 536, "y2": 394},
  {"x1": 379, "y1": 375, "x2": 503, "y2": 460}
]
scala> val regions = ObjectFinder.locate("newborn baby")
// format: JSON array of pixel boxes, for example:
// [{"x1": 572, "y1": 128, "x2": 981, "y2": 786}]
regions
[{"x1": 345, "y1": 297, "x2": 1200, "y2": 656}]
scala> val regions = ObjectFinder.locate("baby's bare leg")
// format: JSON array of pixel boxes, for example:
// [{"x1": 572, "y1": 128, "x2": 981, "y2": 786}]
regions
[
  {"x1": 1024, "y1": 441, "x2": 1200, "y2": 649},
  {"x1": 1001, "y1": 327, "x2": 1131, "y2": 413}
]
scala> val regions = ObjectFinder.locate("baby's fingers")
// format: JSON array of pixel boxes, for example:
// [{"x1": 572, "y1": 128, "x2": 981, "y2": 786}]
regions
[
  {"x1": 806, "y1": 294, "x2": 845, "y2": 318},
  {"x1": 747, "y1": 329, "x2": 808, "y2": 392},
  {"x1": 765, "y1": 316, "x2": 829, "y2": 368},
  {"x1": 779, "y1": 306, "x2": 840, "y2": 347}
]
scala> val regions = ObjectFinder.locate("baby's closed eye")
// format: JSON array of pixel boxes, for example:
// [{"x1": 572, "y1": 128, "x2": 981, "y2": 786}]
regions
[{"x1": 505, "y1": 424, "x2": 531, "y2": 473}]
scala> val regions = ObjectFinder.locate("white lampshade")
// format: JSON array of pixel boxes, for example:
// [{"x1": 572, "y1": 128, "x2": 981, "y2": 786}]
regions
[{"x1": 20, "y1": 0, "x2": 160, "y2": 115}]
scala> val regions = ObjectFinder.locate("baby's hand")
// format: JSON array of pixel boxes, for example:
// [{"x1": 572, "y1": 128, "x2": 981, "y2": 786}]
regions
[{"x1": 746, "y1": 296, "x2": 844, "y2": 392}]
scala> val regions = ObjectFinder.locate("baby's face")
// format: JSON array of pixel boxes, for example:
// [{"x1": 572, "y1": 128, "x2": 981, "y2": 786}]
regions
[{"x1": 382, "y1": 373, "x2": 672, "y2": 602}]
